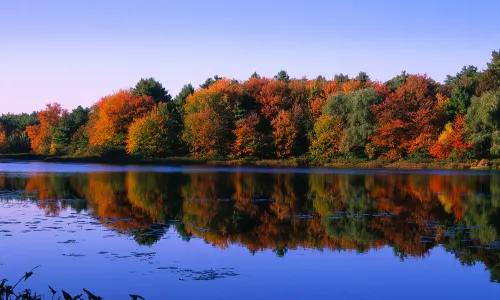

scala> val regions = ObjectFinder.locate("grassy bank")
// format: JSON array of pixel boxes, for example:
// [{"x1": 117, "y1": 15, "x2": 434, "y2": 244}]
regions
[
  {"x1": 209, "y1": 158, "x2": 500, "y2": 170},
  {"x1": 2, "y1": 153, "x2": 500, "y2": 170}
]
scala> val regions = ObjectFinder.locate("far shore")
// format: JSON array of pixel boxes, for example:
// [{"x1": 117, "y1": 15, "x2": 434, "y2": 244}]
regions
[{"x1": 1, "y1": 153, "x2": 500, "y2": 171}]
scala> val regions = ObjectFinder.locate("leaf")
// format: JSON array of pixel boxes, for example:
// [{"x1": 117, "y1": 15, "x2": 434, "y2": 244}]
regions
[
  {"x1": 61, "y1": 290, "x2": 82, "y2": 300},
  {"x1": 24, "y1": 271, "x2": 34, "y2": 281},
  {"x1": 0, "y1": 278, "x2": 7, "y2": 289},
  {"x1": 49, "y1": 285, "x2": 57, "y2": 295},
  {"x1": 83, "y1": 288, "x2": 103, "y2": 300},
  {"x1": 62, "y1": 290, "x2": 73, "y2": 300}
]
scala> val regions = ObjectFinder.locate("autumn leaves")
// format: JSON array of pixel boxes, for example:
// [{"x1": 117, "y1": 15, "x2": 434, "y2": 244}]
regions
[{"x1": 2, "y1": 51, "x2": 500, "y2": 162}]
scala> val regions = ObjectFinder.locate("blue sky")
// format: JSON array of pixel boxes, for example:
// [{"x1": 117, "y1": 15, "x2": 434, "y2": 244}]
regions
[{"x1": 1, "y1": 0, "x2": 499, "y2": 113}]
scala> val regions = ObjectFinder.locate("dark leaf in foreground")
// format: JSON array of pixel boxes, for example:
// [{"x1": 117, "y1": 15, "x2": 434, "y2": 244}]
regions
[
  {"x1": 49, "y1": 285, "x2": 57, "y2": 295},
  {"x1": 24, "y1": 271, "x2": 34, "y2": 281},
  {"x1": 83, "y1": 288, "x2": 103, "y2": 300},
  {"x1": 62, "y1": 289, "x2": 83, "y2": 300}
]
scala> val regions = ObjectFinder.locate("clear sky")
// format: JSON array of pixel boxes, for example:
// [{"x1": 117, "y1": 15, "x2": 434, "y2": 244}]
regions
[{"x1": 1, "y1": 0, "x2": 499, "y2": 114}]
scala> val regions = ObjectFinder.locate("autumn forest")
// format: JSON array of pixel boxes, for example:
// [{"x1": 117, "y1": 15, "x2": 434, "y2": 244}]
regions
[{"x1": 1, "y1": 51, "x2": 500, "y2": 163}]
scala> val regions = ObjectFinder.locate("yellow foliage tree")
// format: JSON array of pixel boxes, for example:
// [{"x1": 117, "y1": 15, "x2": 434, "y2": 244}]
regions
[
  {"x1": 310, "y1": 115, "x2": 344, "y2": 159},
  {"x1": 126, "y1": 103, "x2": 180, "y2": 157}
]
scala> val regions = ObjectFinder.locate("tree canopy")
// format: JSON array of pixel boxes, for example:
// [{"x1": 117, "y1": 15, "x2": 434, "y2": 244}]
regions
[{"x1": 4, "y1": 50, "x2": 500, "y2": 162}]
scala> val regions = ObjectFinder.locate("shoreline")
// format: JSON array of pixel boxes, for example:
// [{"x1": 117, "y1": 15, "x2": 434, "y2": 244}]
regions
[{"x1": 1, "y1": 154, "x2": 499, "y2": 170}]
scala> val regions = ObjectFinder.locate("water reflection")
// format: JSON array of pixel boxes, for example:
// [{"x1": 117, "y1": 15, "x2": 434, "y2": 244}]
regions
[{"x1": 1, "y1": 170, "x2": 500, "y2": 282}]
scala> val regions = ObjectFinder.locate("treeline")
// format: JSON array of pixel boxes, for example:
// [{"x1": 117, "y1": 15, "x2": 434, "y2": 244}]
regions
[{"x1": 1, "y1": 51, "x2": 500, "y2": 162}]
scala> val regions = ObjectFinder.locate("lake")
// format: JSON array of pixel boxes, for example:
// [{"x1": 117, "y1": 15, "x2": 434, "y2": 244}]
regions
[{"x1": 0, "y1": 161, "x2": 499, "y2": 299}]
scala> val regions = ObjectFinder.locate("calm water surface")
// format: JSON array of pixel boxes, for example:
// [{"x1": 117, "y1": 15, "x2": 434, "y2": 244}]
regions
[{"x1": 1, "y1": 161, "x2": 500, "y2": 299}]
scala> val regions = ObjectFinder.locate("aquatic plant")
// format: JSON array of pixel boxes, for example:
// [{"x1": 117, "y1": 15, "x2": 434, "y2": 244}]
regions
[{"x1": 0, "y1": 266, "x2": 144, "y2": 300}]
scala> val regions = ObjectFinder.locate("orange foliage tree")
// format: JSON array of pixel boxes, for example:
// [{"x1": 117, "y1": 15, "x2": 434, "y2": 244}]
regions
[
  {"x1": 87, "y1": 90, "x2": 154, "y2": 153},
  {"x1": 341, "y1": 79, "x2": 365, "y2": 93},
  {"x1": 232, "y1": 112, "x2": 264, "y2": 158},
  {"x1": 243, "y1": 77, "x2": 269, "y2": 101},
  {"x1": 288, "y1": 79, "x2": 307, "y2": 105},
  {"x1": 307, "y1": 78, "x2": 327, "y2": 119},
  {"x1": 429, "y1": 115, "x2": 473, "y2": 160},
  {"x1": 0, "y1": 123, "x2": 9, "y2": 153},
  {"x1": 369, "y1": 75, "x2": 441, "y2": 159},
  {"x1": 370, "y1": 81, "x2": 392, "y2": 99},
  {"x1": 271, "y1": 110, "x2": 298, "y2": 158},
  {"x1": 309, "y1": 78, "x2": 340, "y2": 119},
  {"x1": 256, "y1": 79, "x2": 291, "y2": 120},
  {"x1": 26, "y1": 103, "x2": 67, "y2": 154}
]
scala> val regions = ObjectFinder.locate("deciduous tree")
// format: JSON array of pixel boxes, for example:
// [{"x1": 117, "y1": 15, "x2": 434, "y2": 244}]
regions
[
  {"x1": 370, "y1": 75, "x2": 440, "y2": 159},
  {"x1": 309, "y1": 115, "x2": 344, "y2": 159},
  {"x1": 324, "y1": 87, "x2": 382, "y2": 156},
  {"x1": 232, "y1": 112, "x2": 264, "y2": 158},
  {"x1": 87, "y1": 90, "x2": 154, "y2": 153},
  {"x1": 257, "y1": 79, "x2": 290, "y2": 119},
  {"x1": 183, "y1": 79, "x2": 237, "y2": 158},
  {"x1": 306, "y1": 77, "x2": 327, "y2": 119},
  {"x1": 26, "y1": 103, "x2": 67, "y2": 154},
  {"x1": 465, "y1": 91, "x2": 500, "y2": 157},
  {"x1": 429, "y1": 115, "x2": 472, "y2": 160},
  {"x1": 271, "y1": 110, "x2": 297, "y2": 158},
  {"x1": 0, "y1": 123, "x2": 9, "y2": 153},
  {"x1": 127, "y1": 103, "x2": 181, "y2": 157}
]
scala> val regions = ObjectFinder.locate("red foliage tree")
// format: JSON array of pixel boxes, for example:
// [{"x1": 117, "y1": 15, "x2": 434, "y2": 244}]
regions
[
  {"x1": 369, "y1": 81, "x2": 392, "y2": 99},
  {"x1": 306, "y1": 79, "x2": 328, "y2": 119},
  {"x1": 243, "y1": 77, "x2": 270, "y2": 101},
  {"x1": 26, "y1": 103, "x2": 67, "y2": 154},
  {"x1": 271, "y1": 110, "x2": 298, "y2": 158},
  {"x1": 288, "y1": 79, "x2": 307, "y2": 106},
  {"x1": 370, "y1": 75, "x2": 441, "y2": 158},
  {"x1": 256, "y1": 80, "x2": 291, "y2": 120},
  {"x1": 323, "y1": 80, "x2": 340, "y2": 98}
]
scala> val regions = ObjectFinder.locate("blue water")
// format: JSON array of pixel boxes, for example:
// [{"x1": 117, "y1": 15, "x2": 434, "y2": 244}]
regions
[{"x1": 0, "y1": 161, "x2": 499, "y2": 299}]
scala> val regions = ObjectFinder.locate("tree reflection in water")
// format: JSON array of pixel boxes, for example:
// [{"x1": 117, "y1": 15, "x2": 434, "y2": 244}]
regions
[{"x1": 1, "y1": 170, "x2": 499, "y2": 282}]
